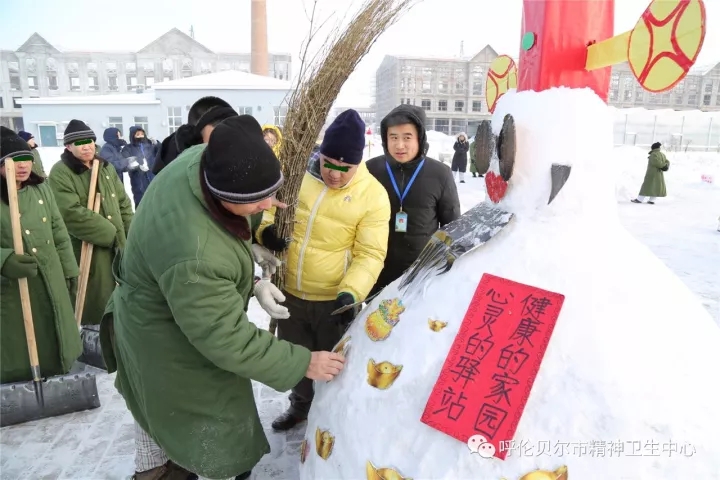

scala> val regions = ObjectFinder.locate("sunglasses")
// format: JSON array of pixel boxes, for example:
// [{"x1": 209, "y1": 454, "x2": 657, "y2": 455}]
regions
[
  {"x1": 73, "y1": 139, "x2": 94, "y2": 146},
  {"x1": 324, "y1": 162, "x2": 350, "y2": 173}
]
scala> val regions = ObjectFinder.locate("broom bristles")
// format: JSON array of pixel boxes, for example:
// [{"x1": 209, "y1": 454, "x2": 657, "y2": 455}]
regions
[{"x1": 271, "y1": 0, "x2": 417, "y2": 292}]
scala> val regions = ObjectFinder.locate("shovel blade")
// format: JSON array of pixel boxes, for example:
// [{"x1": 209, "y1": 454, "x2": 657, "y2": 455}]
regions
[
  {"x1": 0, "y1": 372, "x2": 101, "y2": 427},
  {"x1": 78, "y1": 325, "x2": 106, "y2": 370},
  {"x1": 399, "y1": 202, "x2": 514, "y2": 294}
]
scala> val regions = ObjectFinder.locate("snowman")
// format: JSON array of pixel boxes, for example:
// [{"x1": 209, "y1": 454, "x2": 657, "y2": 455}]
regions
[{"x1": 299, "y1": 1, "x2": 719, "y2": 479}]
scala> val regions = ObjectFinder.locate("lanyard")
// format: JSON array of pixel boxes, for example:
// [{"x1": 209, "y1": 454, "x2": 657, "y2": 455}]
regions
[{"x1": 385, "y1": 159, "x2": 425, "y2": 210}]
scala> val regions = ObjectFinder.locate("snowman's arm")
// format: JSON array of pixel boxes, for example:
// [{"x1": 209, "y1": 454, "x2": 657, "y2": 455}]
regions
[
  {"x1": 337, "y1": 193, "x2": 391, "y2": 302},
  {"x1": 437, "y1": 168, "x2": 461, "y2": 226}
]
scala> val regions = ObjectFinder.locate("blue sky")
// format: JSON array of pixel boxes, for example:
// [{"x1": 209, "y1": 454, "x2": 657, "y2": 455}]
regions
[{"x1": 2, "y1": 0, "x2": 718, "y2": 106}]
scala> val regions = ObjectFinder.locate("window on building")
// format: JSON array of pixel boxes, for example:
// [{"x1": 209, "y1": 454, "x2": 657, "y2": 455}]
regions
[
  {"x1": 421, "y1": 99, "x2": 431, "y2": 111},
  {"x1": 9, "y1": 61, "x2": 20, "y2": 91},
  {"x1": 182, "y1": 58, "x2": 193, "y2": 78},
  {"x1": 435, "y1": 118, "x2": 450, "y2": 135},
  {"x1": 126, "y1": 62, "x2": 138, "y2": 90},
  {"x1": 201, "y1": 61, "x2": 212, "y2": 74},
  {"x1": 13, "y1": 97, "x2": 22, "y2": 109},
  {"x1": 67, "y1": 62, "x2": 80, "y2": 91},
  {"x1": 451, "y1": 120, "x2": 467, "y2": 136},
  {"x1": 27, "y1": 76, "x2": 38, "y2": 90},
  {"x1": 703, "y1": 95, "x2": 711, "y2": 106},
  {"x1": 472, "y1": 101, "x2": 482, "y2": 112},
  {"x1": 167, "y1": 107, "x2": 182, "y2": 134},
  {"x1": 47, "y1": 76, "x2": 58, "y2": 90},
  {"x1": 239, "y1": 106, "x2": 253, "y2": 115},
  {"x1": 87, "y1": 62, "x2": 98, "y2": 91},
  {"x1": 106, "y1": 61, "x2": 118, "y2": 91},
  {"x1": 108, "y1": 76, "x2": 118, "y2": 91},
  {"x1": 438, "y1": 100, "x2": 448, "y2": 112},
  {"x1": 674, "y1": 79, "x2": 685, "y2": 104},
  {"x1": 127, "y1": 75, "x2": 138, "y2": 91},
  {"x1": 454, "y1": 100, "x2": 464, "y2": 112},
  {"x1": 472, "y1": 65, "x2": 483, "y2": 95},
  {"x1": 609, "y1": 73, "x2": 620, "y2": 101},
  {"x1": 88, "y1": 77, "x2": 99, "y2": 91},
  {"x1": 454, "y1": 68, "x2": 466, "y2": 94},
  {"x1": 108, "y1": 117, "x2": 123, "y2": 132},
  {"x1": 704, "y1": 81, "x2": 714, "y2": 93},
  {"x1": 716, "y1": 94, "x2": 720, "y2": 106},
  {"x1": 0, "y1": 98, "x2": 4, "y2": 108},
  {"x1": 162, "y1": 59, "x2": 174, "y2": 80},
  {"x1": 25, "y1": 58, "x2": 37, "y2": 90},
  {"x1": 46, "y1": 58, "x2": 58, "y2": 90},
  {"x1": 274, "y1": 106, "x2": 289, "y2": 127},
  {"x1": 70, "y1": 77, "x2": 80, "y2": 91},
  {"x1": 145, "y1": 77, "x2": 155, "y2": 88},
  {"x1": 134, "y1": 116, "x2": 149, "y2": 134}
]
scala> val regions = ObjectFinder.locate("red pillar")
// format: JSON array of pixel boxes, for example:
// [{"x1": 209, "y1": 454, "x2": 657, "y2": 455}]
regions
[{"x1": 518, "y1": 0, "x2": 615, "y2": 102}]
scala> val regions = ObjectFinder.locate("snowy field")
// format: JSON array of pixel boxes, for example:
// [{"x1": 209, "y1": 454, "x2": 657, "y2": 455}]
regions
[{"x1": 0, "y1": 145, "x2": 717, "y2": 479}]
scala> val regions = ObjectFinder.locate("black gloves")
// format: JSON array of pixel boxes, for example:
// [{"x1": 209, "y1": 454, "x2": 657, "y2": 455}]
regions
[
  {"x1": 261, "y1": 225, "x2": 291, "y2": 252},
  {"x1": 331, "y1": 292, "x2": 358, "y2": 327},
  {"x1": 1, "y1": 253, "x2": 38, "y2": 279}
]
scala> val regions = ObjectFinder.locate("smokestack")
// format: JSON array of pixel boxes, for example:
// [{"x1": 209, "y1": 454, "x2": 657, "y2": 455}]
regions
[{"x1": 251, "y1": 0, "x2": 269, "y2": 76}]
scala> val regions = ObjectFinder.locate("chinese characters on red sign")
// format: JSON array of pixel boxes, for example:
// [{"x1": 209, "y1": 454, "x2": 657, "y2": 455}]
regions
[{"x1": 420, "y1": 273, "x2": 565, "y2": 460}]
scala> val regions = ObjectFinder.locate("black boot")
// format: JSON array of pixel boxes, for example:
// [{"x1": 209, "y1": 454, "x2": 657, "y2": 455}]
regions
[{"x1": 271, "y1": 409, "x2": 307, "y2": 431}]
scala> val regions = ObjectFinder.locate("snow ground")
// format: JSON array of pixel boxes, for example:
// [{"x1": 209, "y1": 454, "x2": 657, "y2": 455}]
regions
[{"x1": 1, "y1": 147, "x2": 717, "y2": 479}]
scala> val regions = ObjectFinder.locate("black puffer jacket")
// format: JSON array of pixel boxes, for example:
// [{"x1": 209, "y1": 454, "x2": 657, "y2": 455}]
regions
[{"x1": 366, "y1": 105, "x2": 461, "y2": 296}]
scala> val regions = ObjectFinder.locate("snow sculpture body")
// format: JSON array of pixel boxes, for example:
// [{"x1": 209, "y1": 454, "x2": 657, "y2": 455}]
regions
[
  {"x1": 300, "y1": 0, "x2": 718, "y2": 478},
  {"x1": 300, "y1": 87, "x2": 720, "y2": 480}
]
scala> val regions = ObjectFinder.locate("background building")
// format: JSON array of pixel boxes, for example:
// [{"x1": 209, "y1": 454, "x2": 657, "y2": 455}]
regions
[
  {"x1": 0, "y1": 29, "x2": 292, "y2": 130},
  {"x1": 18, "y1": 70, "x2": 293, "y2": 147},
  {"x1": 375, "y1": 47, "x2": 720, "y2": 137}
]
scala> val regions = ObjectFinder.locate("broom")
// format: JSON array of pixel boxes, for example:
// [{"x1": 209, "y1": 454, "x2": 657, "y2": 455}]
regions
[{"x1": 268, "y1": 0, "x2": 418, "y2": 334}]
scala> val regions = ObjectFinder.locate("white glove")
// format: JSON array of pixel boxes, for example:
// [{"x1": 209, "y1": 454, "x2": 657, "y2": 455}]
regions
[
  {"x1": 251, "y1": 244, "x2": 282, "y2": 278},
  {"x1": 254, "y1": 279, "x2": 290, "y2": 319},
  {"x1": 127, "y1": 157, "x2": 140, "y2": 170},
  {"x1": 138, "y1": 159, "x2": 149, "y2": 172}
]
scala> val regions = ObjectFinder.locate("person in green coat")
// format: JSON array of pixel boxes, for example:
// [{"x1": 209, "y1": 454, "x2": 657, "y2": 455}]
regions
[
  {"x1": 18, "y1": 131, "x2": 46, "y2": 177},
  {"x1": 48, "y1": 120, "x2": 133, "y2": 326},
  {"x1": 0, "y1": 127, "x2": 81, "y2": 384},
  {"x1": 102, "y1": 115, "x2": 345, "y2": 480},
  {"x1": 469, "y1": 138, "x2": 480, "y2": 177},
  {"x1": 632, "y1": 141, "x2": 670, "y2": 205}
]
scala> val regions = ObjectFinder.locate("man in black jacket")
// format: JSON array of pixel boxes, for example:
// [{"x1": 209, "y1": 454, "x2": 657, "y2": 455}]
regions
[{"x1": 366, "y1": 105, "x2": 461, "y2": 297}]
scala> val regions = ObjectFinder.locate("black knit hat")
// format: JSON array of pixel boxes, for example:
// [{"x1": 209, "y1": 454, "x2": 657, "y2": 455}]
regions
[
  {"x1": 194, "y1": 106, "x2": 238, "y2": 136},
  {"x1": 0, "y1": 126, "x2": 33, "y2": 166},
  {"x1": 651, "y1": 142, "x2": 662, "y2": 150},
  {"x1": 203, "y1": 115, "x2": 284, "y2": 204},
  {"x1": 320, "y1": 109, "x2": 366, "y2": 165},
  {"x1": 64, "y1": 119, "x2": 96, "y2": 145}
]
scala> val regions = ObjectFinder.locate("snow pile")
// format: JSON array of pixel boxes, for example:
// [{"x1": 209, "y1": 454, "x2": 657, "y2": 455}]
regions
[
  {"x1": 425, "y1": 130, "x2": 457, "y2": 163},
  {"x1": 613, "y1": 146, "x2": 720, "y2": 202},
  {"x1": 301, "y1": 88, "x2": 720, "y2": 480}
]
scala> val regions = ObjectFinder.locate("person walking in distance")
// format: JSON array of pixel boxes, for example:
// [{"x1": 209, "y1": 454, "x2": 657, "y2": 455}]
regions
[{"x1": 632, "y1": 141, "x2": 670, "y2": 205}]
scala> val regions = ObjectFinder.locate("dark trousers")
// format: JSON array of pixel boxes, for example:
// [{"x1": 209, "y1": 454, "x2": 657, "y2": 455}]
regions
[{"x1": 277, "y1": 292, "x2": 345, "y2": 417}]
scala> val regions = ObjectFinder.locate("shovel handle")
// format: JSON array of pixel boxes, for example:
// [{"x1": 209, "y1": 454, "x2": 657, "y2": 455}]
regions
[
  {"x1": 4, "y1": 161, "x2": 41, "y2": 381},
  {"x1": 75, "y1": 193, "x2": 102, "y2": 326},
  {"x1": 75, "y1": 160, "x2": 100, "y2": 326}
]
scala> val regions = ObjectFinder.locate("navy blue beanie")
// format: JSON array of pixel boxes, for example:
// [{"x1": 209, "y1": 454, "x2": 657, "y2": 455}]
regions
[{"x1": 320, "y1": 109, "x2": 365, "y2": 165}]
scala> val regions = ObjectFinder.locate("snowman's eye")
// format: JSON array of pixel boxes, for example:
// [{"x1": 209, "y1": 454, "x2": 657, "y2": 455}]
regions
[
  {"x1": 474, "y1": 120, "x2": 494, "y2": 172},
  {"x1": 496, "y1": 113, "x2": 516, "y2": 182}
]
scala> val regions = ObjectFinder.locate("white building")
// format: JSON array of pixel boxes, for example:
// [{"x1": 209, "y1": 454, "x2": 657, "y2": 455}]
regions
[{"x1": 18, "y1": 70, "x2": 293, "y2": 146}]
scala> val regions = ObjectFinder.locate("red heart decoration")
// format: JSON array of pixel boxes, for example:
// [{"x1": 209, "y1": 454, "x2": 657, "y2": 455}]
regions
[{"x1": 485, "y1": 171, "x2": 508, "y2": 204}]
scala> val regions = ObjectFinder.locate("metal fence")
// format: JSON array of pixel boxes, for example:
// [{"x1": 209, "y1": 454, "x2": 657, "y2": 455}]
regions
[{"x1": 612, "y1": 108, "x2": 720, "y2": 152}]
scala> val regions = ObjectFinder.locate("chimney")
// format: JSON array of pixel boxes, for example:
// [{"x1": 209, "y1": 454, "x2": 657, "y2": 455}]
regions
[{"x1": 251, "y1": 0, "x2": 269, "y2": 76}]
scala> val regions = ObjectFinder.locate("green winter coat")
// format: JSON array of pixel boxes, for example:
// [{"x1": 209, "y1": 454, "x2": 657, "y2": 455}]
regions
[
  {"x1": 31, "y1": 149, "x2": 46, "y2": 177},
  {"x1": 48, "y1": 151, "x2": 133, "y2": 325},
  {"x1": 638, "y1": 148, "x2": 670, "y2": 198},
  {"x1": 101, "y1": 144, "x2": 312, "y2": 479},
  {"x1": 1, "y1": 178, "x2": 81, "y2": 383},
  {"x1": 469, "y1": 140, "x2": 478, "y2": 174}
]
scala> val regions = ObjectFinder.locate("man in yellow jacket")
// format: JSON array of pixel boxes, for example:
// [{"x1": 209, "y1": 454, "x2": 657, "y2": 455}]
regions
[{"x1": 256, "y1": 109, "x2": 391, "y2": 431}]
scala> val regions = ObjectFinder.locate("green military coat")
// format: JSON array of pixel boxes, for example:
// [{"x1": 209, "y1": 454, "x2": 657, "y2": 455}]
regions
[
  {"x1": 1, "y1": 178, "x2": 81, "y2": 383},
  {"x1": 31, "y1": 149, "x2": 47, "y2": 177},
  {"x1": 102, "y1": 144, "x2": 311, "y2": 479},
  {"x1": 48, "y1": 151, "x2": 133, "y2": 325},
  {"x1": 639, "y1": 147, "x2": 670, "y2": 198}
]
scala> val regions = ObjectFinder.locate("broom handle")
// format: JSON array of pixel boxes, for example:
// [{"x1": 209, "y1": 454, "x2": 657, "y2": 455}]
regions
[
  {"x1": 75, "y1": 193, "x2": 102, "y2": 326},
  {"x1": 5, "y1": 161, "x2": 41, "y2": 381},
  {"x1": 75, "y1": 159, "x2": 100, "y2": 325}
]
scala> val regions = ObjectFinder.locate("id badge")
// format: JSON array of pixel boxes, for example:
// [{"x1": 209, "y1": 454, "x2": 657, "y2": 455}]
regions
[{"x1": 395, "y1": 211, "x2": 408, "y2": 232}]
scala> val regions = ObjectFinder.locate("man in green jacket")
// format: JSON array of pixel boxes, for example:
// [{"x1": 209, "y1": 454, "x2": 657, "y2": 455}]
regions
[
  {"x1": 0, "y1": 127, "x2": 81, "y2": 383},
  {"x1": 632, "y1": 141, "x2": 670, "y2": 205},
  {"x1": 103, "y1": 115, "x2": 345, "y2": 480},
  {"x1": 48, "y1": 120, "x2": 133, "y2": 326}
]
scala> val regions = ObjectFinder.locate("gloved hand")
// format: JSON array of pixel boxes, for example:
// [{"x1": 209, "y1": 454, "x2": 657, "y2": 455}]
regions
[
  {"x1": 260, "y1": 224, "x2": 290, "y2": 252},
  {"x1": 66, "y1": 277, "x2": 78, "y2": 299},
  {"x1": 138, "y1": 159, "x2": 149, "y2": 172},
  {"x1": 127, "y1": 157, "x2": 140, "y2": 170},
  {"x1": 254, "y1": 279, "x2": 290, "y2": 319},
  {"x1": 331, "y1": 292, "x2": 358, "y2": 327},
  {"x1": 251, "y1": 244, "x2": 282, "y2": 278},
  {"x1": 1, "y1": 253, "x2": 38, "y2": 279}
]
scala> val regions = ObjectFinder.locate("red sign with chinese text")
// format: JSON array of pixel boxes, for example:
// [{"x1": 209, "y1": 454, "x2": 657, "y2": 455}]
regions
[{"x1": 420, "y1": 273, "x2": 565, "y2": 460}]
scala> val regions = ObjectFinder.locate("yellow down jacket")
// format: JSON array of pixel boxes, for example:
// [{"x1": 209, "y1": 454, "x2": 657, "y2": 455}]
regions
[
  {"x1": 257, "y1": 158, "x2": 390, "y2": 302},
  {"x1": 261, "y1": 124, "x2": 283, "y2": 159}
]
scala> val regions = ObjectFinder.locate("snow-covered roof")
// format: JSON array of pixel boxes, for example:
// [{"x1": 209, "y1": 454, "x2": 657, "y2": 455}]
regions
[
  {"x1": 17, "y1": 92, "x2": 160, "y2": 105},
  {"x1": 152, "y1": 70, "x2": 292, "y2": 91}
]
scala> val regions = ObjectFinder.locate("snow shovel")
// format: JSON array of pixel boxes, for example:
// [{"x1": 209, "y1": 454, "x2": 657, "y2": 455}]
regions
[
  {"x1": 0, "y1": 161, "x2": 101, "y2": 428},
  {"x1": 398, "y1": 202, "x2": 515, "y2": 298},
  {"x1": 76, "y1": 193, "x2": 107, "y2": 370}
]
